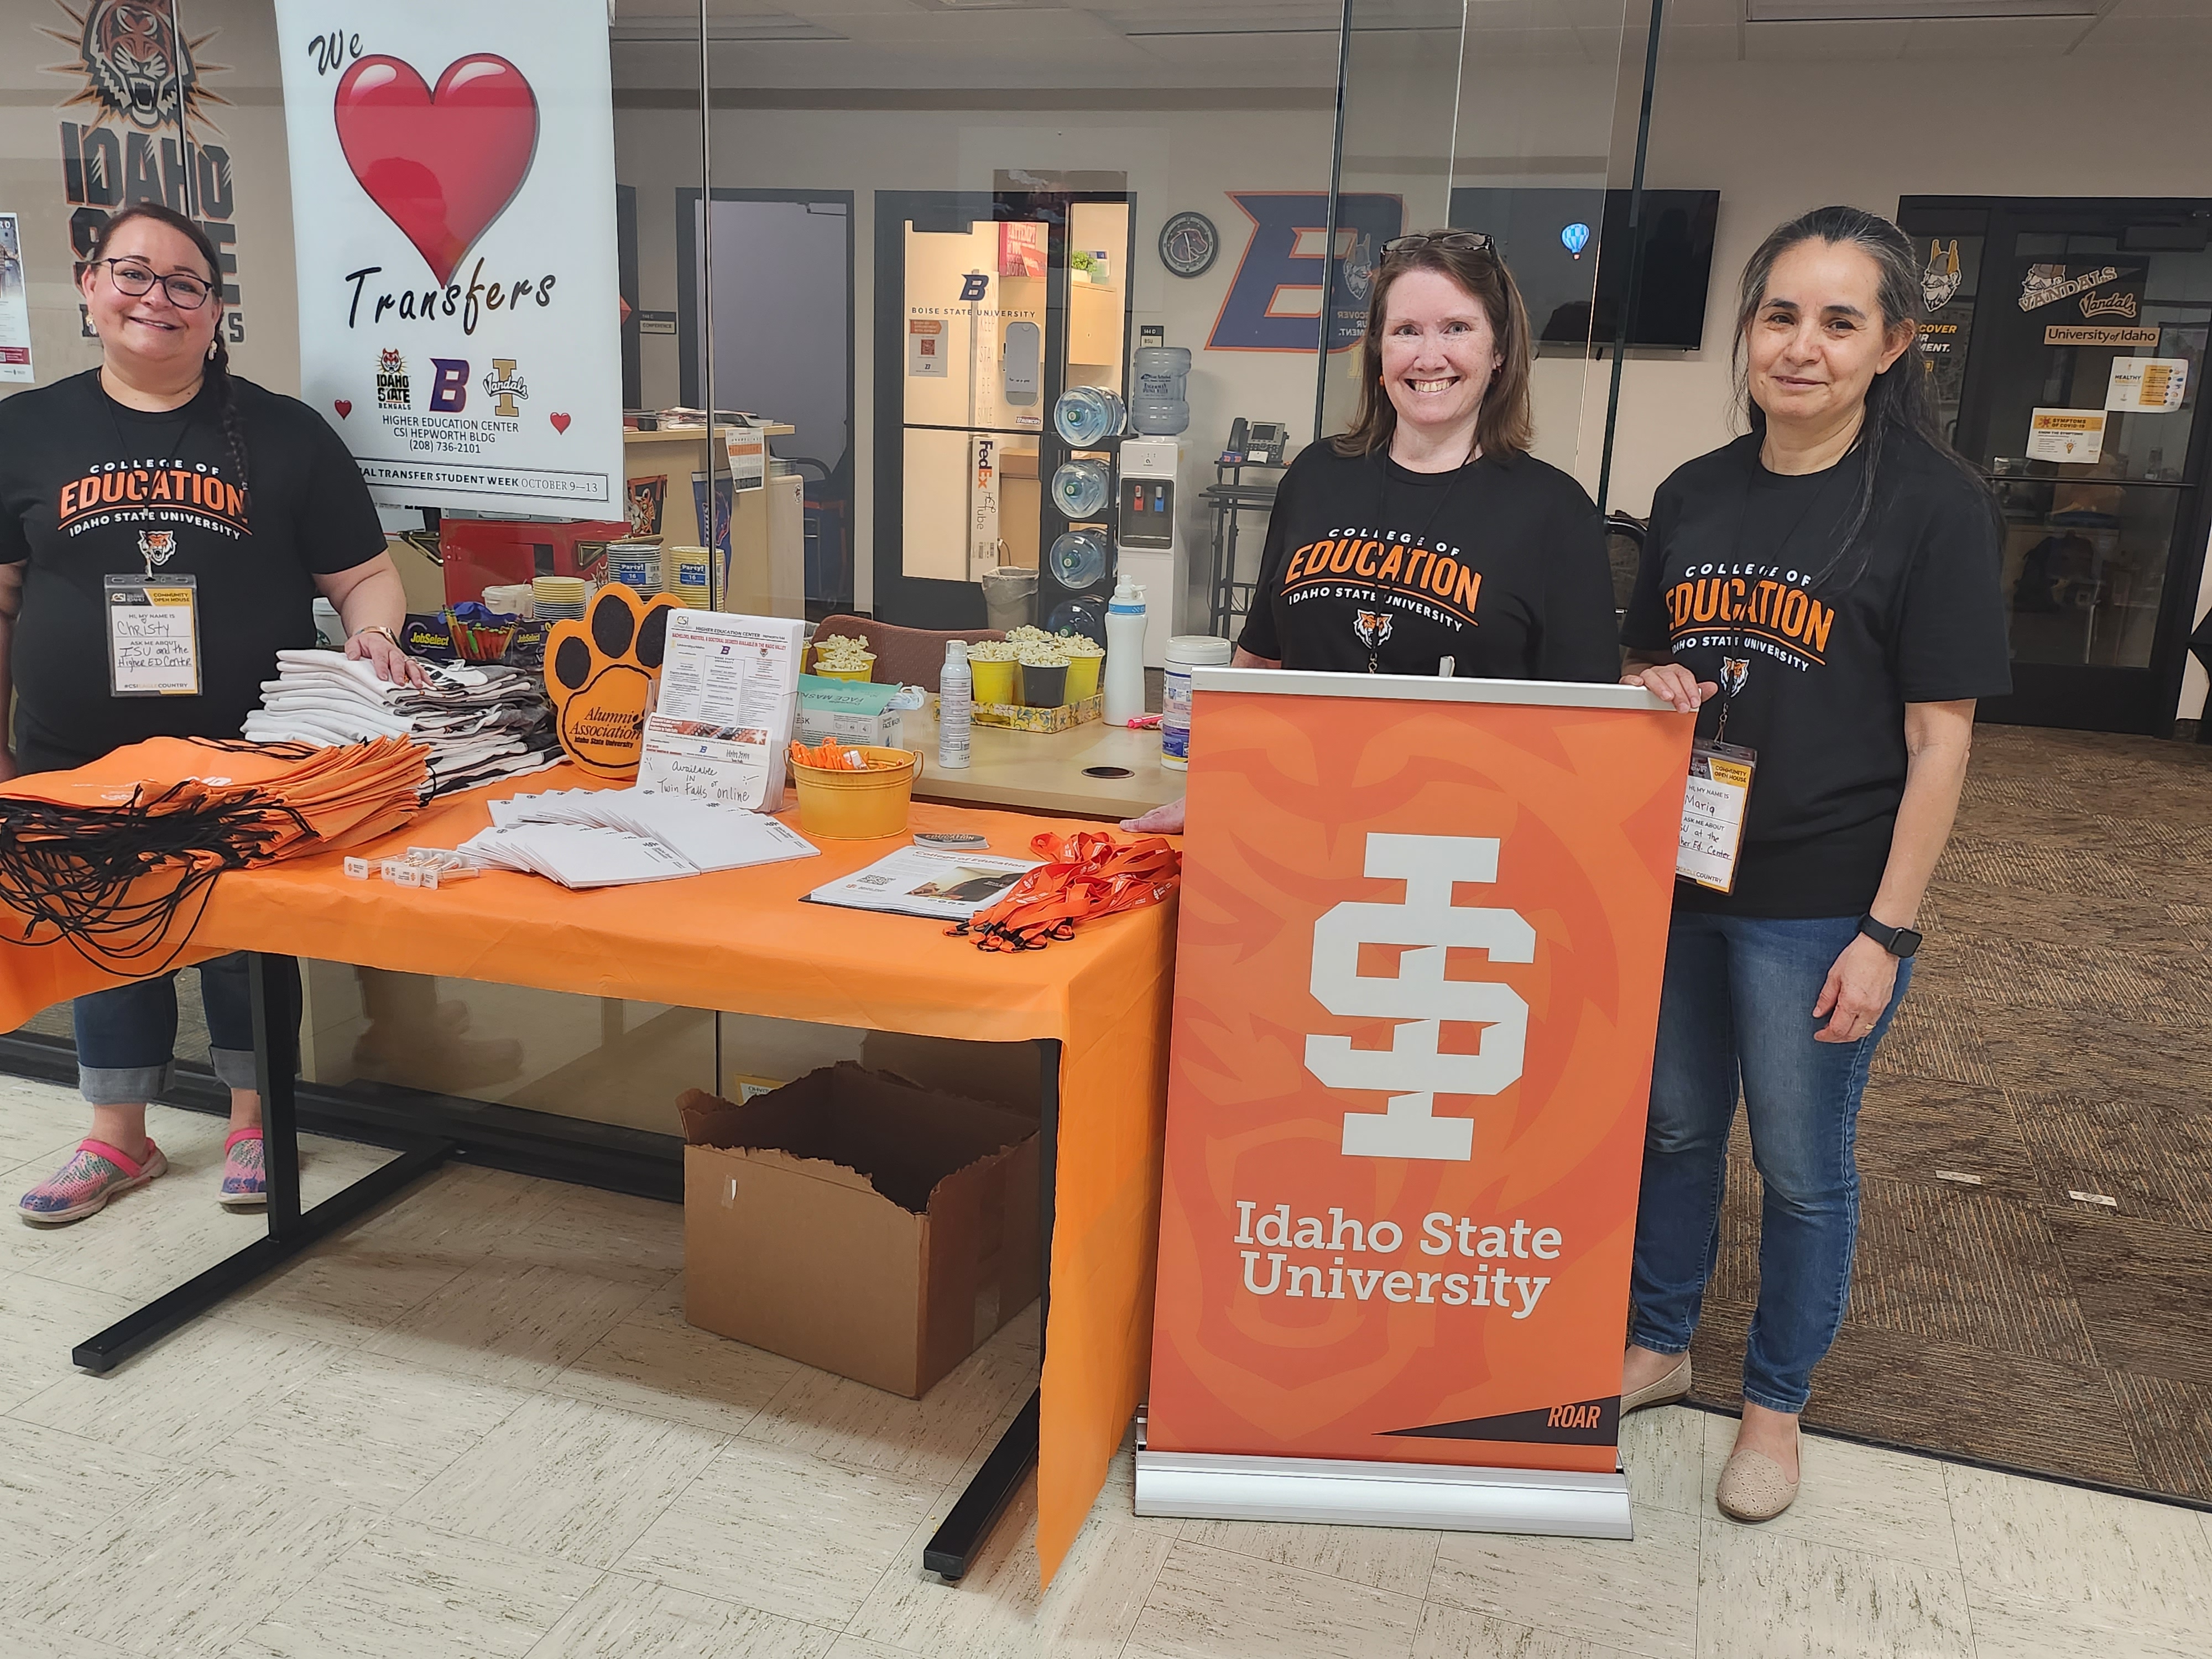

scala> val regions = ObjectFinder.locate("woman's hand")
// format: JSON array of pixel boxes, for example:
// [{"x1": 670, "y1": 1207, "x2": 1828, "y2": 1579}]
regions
[
  {"x1": 346, "y1": 627, "x2": 432, "y2": 689},
  {"x1": 1623, "y1": 662, "x2": 1717, "y2": 714},
  {"x1": 1121, "y1": 798, "x2": 1185, "y2": 835},
  {"x1": 1812, "y1": 932, "x2": 1900, "y2": 1044}
]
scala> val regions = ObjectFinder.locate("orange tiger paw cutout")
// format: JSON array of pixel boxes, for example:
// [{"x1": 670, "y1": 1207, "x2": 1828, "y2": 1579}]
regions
[{"x1": 545, "y1": 583, "x2": 682, "y2": 778}]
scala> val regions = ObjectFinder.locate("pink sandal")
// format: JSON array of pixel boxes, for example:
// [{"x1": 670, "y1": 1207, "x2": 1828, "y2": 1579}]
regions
[
  {"x1": 219, "y1": 1126, "x2": 268, "y2": 1209},
  {"x1": 18, "y1": 1138, "x2": 168, "y2": 1226}
]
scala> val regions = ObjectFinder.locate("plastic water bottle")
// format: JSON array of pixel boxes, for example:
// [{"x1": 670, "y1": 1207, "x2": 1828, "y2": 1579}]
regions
[
  {"x1": 939, "y1": 640, "x2": 972, "y2": 769},
  {"x1": 1103, "y1": 578, "x2": 1147, "y2": 727}
]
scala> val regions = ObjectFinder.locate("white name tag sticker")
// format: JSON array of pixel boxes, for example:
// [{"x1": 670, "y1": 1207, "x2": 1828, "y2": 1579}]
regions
[
  {"x1": 105, "y1": 574, "x2": 201, "y2": 697},
  {"x1": 1678, "y1": 737, "x2": 1756, "y2": 894}
]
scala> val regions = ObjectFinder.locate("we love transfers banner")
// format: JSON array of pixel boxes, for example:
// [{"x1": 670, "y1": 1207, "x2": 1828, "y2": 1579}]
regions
[
  {"x1": 274, "y1": 1, "x2": 623, "y2": 515},
  {"x1": 1143, "y1": 673, "x2": 1689, "y2": 1511}
]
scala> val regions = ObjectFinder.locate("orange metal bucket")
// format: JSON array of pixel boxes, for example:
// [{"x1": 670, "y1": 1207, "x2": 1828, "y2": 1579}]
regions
[{"x1": 789, "y1": 747, "x2": 923, "y2": 839}]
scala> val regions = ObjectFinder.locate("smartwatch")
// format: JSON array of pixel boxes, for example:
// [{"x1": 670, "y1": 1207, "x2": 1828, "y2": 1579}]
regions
[{"x1": 1858, "y1": 915, "x2": 1923, "y2": 959}]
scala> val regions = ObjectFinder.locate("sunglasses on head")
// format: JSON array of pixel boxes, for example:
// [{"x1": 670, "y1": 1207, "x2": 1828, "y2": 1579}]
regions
[{"x1": 1380, "y1": 231, "x2": 1495, "y2": 259}]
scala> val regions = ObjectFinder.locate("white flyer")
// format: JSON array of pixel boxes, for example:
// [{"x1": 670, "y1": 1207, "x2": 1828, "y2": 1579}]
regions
[
  {"x1": 2025, "y1": 408, "x2": 2106, "y2": 465},
  {"x1": 803, "y1": 846, "x2": 1041, "y2": 922},
  {"x1": 2105, "y1": 357, "x2": 2188, "y2": 413},
  {"x1": 0, "y1": 213, "x2": 32, "y2": 384},
  {"x1": 272, "y1": 0, "x2": 625, "y2": 515},
  {"x1": 724, "y1": 421, "x2": 765, "y2": 493},
  {"x1": 645, "y1": 610, "x2": 804, "y2": 808}
]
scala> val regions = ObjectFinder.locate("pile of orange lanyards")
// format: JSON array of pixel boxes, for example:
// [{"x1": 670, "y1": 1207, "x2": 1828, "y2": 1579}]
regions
[
  {"x1": 948, "y1": 830, "x2": 1180, "y2": 952},
  {"x1": 787, "y1": 740, "x2": 899, "y2": 771},
  {"x1": 0, "y1": 736, "x2": 429, "y2": 975}
]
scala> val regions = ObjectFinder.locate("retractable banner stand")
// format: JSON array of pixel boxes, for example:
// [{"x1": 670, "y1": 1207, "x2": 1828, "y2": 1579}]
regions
[
  {"x1": 273, "y1": 1, "x2": 624, "y2": 518},
  {"x1": 1137, "y1": 669, "x2": 1690, "y2": 1537}
]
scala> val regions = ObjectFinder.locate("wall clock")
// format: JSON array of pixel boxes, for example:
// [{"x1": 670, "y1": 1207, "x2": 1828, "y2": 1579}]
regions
[{"x1": 1159, "y1": 211, "x2": 1219, "y2": 279}]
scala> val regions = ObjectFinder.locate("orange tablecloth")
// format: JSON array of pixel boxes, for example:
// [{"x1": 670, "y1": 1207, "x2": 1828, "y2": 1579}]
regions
[{"x1": 0, "y1": 768, "x2": 1176, "y2": 1582}]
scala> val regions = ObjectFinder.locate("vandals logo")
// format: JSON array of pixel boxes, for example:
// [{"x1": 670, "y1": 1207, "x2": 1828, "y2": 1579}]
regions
[
  {"x1": 2080, "y1": 289, "x2": 2139, "y2": 321},
  {"x1": 1921, "y1": 239, "x2": 1961, "y2": 312},
  {"x1": 41, "y1": 1, "x2": 246, "y2": 340},
  {"x1": 481, "y1": 357, "x2": 528, "y2": 418}
]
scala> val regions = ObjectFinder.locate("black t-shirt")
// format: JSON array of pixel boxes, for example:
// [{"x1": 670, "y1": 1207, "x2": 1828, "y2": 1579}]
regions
[
  {"x1": 1622, "y1": 431, "x2": 2011, "y2": 918},
  {"x1": 0, "y1": 370, "x2": 385, "y2": 766},
  {"x1": 1237, "y1": 442, "x2": 1620, "y2": 683}
]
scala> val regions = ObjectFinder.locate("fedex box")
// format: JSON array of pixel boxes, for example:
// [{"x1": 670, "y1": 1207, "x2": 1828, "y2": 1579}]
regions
[{"x1": 679, "y1": 1063, "x2": 1039, "y2": 1397}]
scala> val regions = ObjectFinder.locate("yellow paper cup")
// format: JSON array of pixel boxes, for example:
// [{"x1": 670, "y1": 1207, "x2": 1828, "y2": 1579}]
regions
[
  {"x1": 1062, "y1": 654, "x2": 1101, "y2": 702},
  {"x1": 812, "y1": 652, "x2": 877, "y2": 683},
  {"x1": 969, "y1": 658, "x2": 1018, "y2": 706}
]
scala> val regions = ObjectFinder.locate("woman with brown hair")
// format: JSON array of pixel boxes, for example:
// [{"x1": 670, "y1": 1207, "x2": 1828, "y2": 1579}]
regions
[
  {"x1": 0, "y1": 202, "x2": 427, "y2": 1224},
  {"x1": 1124, "y1": 230, "x2": 1618, "y2": 834}
]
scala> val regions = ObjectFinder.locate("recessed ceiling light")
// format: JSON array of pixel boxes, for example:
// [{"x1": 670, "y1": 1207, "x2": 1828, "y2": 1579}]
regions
[{"x1": 1746, "y1": 0, "x2": 2096, "y2": 19}]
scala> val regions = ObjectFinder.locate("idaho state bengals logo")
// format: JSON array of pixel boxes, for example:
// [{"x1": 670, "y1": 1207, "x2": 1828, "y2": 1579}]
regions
[
  {"x1": 1719, "y1": 657, "x2": 1750, "y2": 698},
  {"x1": 1354, "y1": 610, "x2": 1394, "y2": 653},
  {"x1": 45, "y1": 1, "x2": 227, "y2": 134},
  {"x1": 138, "y1": 528, "x2": 176, "y2": 571}
]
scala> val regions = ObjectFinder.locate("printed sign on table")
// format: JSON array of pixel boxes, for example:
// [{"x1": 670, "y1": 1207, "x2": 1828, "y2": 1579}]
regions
[
  {"x1": 274, "y1": 1, "x2": 623, "y2": 515},
  {"x1": 1147, "y1": 683, "x2": 1688, "y2": 1475}
]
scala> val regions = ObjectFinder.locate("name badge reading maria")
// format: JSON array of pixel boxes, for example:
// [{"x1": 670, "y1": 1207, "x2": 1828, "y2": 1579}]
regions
[
  {"x1": 105, "y1": 574, "x2": 202, "y2": 697},
  {"x1": 1678, "y1": 737, "x2": 1756, "y2": 893}
]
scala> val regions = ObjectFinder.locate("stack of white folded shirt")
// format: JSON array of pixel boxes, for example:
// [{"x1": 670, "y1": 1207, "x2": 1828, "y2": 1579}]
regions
[
  {"x1": 243, "y1": 650, "x2": 562, "y2": 797},
  {"x1": 456, "y1": 786, "x2": 818, "y2": 888}
]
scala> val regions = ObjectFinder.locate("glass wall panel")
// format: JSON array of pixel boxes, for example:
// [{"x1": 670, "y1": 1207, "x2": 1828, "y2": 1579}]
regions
[{"x1": 1321, "y1": 0, "x2": 1642, "y2": 497}]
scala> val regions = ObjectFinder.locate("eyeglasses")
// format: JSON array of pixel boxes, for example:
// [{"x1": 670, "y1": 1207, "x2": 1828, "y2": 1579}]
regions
[
  {"x1": 97, "y1": 259, "x2": 213, "y2": 311},
  {"x1": 1380, "y1": 232, "x2": 1495, "y2": 259}
]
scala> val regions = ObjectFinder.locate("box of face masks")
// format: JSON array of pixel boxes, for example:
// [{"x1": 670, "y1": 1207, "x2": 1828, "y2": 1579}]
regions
[{"x1": 796, "y1": 672, "x2": 903, "y2": 749}]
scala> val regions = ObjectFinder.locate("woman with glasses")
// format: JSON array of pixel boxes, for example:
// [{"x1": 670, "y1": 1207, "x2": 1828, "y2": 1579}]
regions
[
  {"x1": 1617, "y1": 206, "x2": 2008, "y2": 1522},
  {"x1": 0, "y1": 202, "x2": 429, "y2": 1225},
  {"x1": 1124, "y1": 229, "x2": 1618, "y2": 834}
]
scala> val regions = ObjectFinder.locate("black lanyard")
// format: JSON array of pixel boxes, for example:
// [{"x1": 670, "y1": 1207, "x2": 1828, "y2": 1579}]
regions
[{"x1": 1370, "y1": 446, "x2": 1477, "y2": 552}]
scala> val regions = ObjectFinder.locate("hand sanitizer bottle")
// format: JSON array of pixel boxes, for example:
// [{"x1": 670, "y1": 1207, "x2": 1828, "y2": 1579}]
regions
[
  {"x1": 938, "y1": 640, "x2": 972, "y2": 769},
  {"x1": 1103, "y1": 578, "x2": 1147, "y2": 727}
]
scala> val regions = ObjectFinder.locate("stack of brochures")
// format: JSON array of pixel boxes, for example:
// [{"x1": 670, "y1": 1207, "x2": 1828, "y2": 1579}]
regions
[
  {"x1": 637, "y1": 611, "x2": 806, "y2": 810},
  {"x1": 454, "y1": 786, "x2": 817, "y2": 889},
  {"x1": 802, "y1": 845, "x2": 1041, "y2": 921}
]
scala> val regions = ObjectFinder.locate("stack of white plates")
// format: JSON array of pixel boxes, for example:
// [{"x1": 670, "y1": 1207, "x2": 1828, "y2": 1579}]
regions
[{"x1": 533, "y1": 576, "x2": 586, "y2": 623}]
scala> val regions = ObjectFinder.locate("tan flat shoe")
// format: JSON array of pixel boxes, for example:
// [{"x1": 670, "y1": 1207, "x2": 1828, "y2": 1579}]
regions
[
  {"x1": 1621, "y1": 1353, "x2": 1693, "y2": 1415},
  {"x1": 1715, "y1": 1441, "x2": 1801, "y2": 1522}
]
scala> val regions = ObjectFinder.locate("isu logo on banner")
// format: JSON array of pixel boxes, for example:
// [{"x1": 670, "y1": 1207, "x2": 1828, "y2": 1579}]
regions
[{"x1": 1146, "y1": 687, "x2": 1689, "y2": 1471}]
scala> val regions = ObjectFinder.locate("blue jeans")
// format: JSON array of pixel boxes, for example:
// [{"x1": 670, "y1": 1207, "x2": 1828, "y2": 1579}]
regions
[
  {"x1": 71, "y1": 953, "x2": 297, "y2": 1106},
  {"x1": 1628, "y1": 912, "x2": 1911, "y2": 1414}
]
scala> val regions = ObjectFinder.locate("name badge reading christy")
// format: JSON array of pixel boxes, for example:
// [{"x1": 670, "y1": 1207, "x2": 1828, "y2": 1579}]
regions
[
  {"x1": 1678, "y1": 737, "x2": 1756, "y2": 893},
  {"x1": 105, "y1": 574, "x2": 202, "y2": 697}
]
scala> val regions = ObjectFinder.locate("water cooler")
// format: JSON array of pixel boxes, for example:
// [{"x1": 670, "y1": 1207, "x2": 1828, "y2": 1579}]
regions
[{"x1": 1114, "y1": 436, "x2": 1180, "y2": 669}]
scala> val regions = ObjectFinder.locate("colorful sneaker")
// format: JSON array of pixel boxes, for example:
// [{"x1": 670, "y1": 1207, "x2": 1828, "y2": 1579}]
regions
[
  {"x1": 218, "y1": 1126, "x2": 268, "y2": 1210},
  {"x1": 18, "y1": 1138, "x2": 168, "y2": 1227}
]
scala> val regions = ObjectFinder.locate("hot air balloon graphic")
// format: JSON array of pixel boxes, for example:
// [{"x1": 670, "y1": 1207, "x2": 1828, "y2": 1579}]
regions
[{"x1": 1562, "y1": 222, "x2": 1592, "y2": 259}]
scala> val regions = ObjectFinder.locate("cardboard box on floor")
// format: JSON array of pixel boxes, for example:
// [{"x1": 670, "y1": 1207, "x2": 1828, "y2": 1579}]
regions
[{"x1": 679, "y1": 1062, "x2": 1040, "y2": 1398}]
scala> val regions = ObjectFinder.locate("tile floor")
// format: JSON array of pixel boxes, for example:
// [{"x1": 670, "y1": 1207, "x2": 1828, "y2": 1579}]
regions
[{"x1": 1, "y1": 1077, "x2": 2208, "y2": 1659}]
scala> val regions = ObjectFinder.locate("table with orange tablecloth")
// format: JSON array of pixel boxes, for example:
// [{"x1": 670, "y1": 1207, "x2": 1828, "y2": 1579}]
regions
[{"x1": 0, "y1": 769, "x2": 1176, "y2": 1585}]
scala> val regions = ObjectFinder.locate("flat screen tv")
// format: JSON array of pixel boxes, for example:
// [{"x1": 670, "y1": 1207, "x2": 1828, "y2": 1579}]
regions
[{"x1": 1446, "y1": 187, "x2": 1721, "y2": 352}]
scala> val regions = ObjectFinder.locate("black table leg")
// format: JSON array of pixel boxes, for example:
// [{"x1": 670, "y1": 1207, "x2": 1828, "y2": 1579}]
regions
[
  {"x1": 922, "y1": 1036, "x2": 1060, "y2": 1581},
  {"x1": 71, "y1": 951, "x2": 453, "y2": 1374}
]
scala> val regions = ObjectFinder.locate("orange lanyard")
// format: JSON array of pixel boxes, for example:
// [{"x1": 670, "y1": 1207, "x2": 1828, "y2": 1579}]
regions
[{"x1": 950, "y1": 830, "x2": 1180, "y2": 951}]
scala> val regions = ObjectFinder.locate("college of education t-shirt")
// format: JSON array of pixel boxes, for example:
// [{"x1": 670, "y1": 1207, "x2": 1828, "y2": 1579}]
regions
[
  {"x1": 0, "y1": 370, "x2": 385, "y2": 764},
  {"x1": 1237, "y1": 442, "x2": 1620, "y2": 683},
  {"x1": 1622, "y1": 430, "x2": 2012, "y2": 918}
]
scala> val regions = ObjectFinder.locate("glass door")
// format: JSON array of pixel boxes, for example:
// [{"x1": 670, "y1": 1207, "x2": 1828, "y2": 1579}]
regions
[{"x1": 1905, "y1": 197, "x2": 2212, "y2": 733}]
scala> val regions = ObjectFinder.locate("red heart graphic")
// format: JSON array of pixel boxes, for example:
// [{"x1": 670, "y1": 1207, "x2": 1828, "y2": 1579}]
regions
[
  {"x1": 333, "y1": 54, "x2": 538, "y2": 286},
  {"x1": 550, "y1": 412, "x2": 571, "y2": 434},
  {"x1": 333, "y1": 400, "x2": 352, "y2": 418}
]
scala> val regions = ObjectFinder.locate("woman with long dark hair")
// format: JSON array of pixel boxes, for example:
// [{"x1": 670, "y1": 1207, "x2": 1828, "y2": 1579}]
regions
[
  {"x1": 1123, "y1": 230, "x2": 1619, "y2": 833},
  {"x1": 1617, "y1": 206, "x2": 2010, "y2": 1520},
  {"x1": 0, "y1": 202, "x2": 427, "y2": 1224}
]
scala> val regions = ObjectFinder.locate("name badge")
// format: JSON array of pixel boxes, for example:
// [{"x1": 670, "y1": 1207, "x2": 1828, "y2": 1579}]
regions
[
  {"x1": 1678, "y1": 737, "x2": 1756, "y2": 894},
  {"x1": 105, "y1": 574, "x2": 201, "y2": 697}
]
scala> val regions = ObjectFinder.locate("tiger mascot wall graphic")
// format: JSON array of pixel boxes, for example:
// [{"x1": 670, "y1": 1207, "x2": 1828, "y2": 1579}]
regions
[{"x1": 44, "y1": 0, "x2": 226, "y2": 135}]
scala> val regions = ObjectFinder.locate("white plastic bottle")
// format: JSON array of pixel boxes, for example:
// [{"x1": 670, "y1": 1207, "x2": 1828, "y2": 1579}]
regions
[
  {"x1": 1103, "y1": 578, "x2": 1148, "y2": 727},
  {"x1": 938, "y1": 640, "x2": 972, "y2": 769},
  {"x1": 1161, "y1": 635, "x2": 1234, "y2": 770}
]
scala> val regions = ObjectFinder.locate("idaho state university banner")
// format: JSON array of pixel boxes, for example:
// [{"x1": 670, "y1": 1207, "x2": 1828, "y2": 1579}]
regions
[{"x1": 1138, "y1": 669, "x2": 1689, "y2": 1533}]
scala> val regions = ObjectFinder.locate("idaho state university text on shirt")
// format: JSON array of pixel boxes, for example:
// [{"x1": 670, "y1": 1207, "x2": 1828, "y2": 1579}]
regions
[
  {"x1": 56, "y1": 460, "x2": 249, "y2": 542},
  {"x1": 1660, "y1": 561, "x2": 1835, "y2": 669},
  {"x1": 1282, "y1": 525, "x2": 1484, "y2": 629}
]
